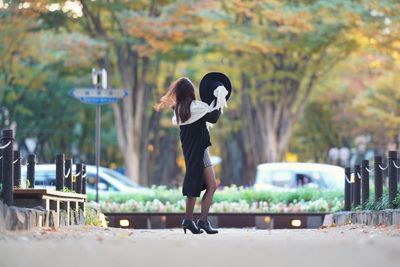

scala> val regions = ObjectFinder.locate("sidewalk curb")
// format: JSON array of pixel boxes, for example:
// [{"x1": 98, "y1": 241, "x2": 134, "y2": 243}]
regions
[{"x1": 333, "y1": 209, "x2": 400, "y2": 226}]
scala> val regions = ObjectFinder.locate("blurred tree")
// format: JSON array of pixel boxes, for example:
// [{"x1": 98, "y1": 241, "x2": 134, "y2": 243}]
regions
[
  {"x1": 290, "y1": 99, "x2": 342, "y2": 163},
  {"x1": 28, "y1": 0, "x2": 214, "y2": 184},
  {"x1": 0, "y1": 3, "x2": 44, "y2": 129},
  {"x1": 289, "y1": 0, "x2": 400, "y2": 163},
  {"x1": 3, "y1": 0, "x2": 400, "y2": 188},
  {"x1": 0, "y1": 2, "x2": 118, "y2": 164},
  {"x1": 199, "y1": 0, "x2": 398, "y2": 182}
]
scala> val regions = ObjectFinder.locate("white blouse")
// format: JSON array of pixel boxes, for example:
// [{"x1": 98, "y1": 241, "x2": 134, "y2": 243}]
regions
[{"x1": 172, "y1": 85, "x2": 228, "y2": 127}]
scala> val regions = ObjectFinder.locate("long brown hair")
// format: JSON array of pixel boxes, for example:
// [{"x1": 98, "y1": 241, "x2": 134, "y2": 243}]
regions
[{"x1": 155, "y1": 77, "x2": 195, "y2": 123}]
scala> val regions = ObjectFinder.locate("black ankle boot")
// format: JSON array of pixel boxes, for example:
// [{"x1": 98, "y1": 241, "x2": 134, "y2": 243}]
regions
[
  {"x1": 182, "y1": 219, "x2": 203, "y2": 234},
  {"x1": 196, "y1": 219, "x2": 218, "y2": 234}
]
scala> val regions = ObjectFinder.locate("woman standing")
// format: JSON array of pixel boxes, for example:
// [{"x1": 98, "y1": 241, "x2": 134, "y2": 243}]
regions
[{"x1": 156, "y1": 73, "x2": 231, "y2": 234}]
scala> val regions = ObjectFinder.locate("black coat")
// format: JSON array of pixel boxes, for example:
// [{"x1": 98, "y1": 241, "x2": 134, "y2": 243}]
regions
[{"x1": 179, "y1": 109, "x2": 221, "y2": 197}]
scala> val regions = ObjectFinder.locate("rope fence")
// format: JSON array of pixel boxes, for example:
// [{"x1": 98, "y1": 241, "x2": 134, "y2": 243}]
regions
[
  {"x1": 393, "y1": 160, "x2": 400, "y2": 169},
  {"x1": 0, "y1": 140, "x2": 12, "y2": 150},
  {"x1": 378, "y1": 163, "x2": 388, "y2": 170},
  {"x1": 0, "y1": 129, "x2": 87, "y2": 206},
  {"x1": 64, "y1": 168, "x2": 71, "y2": 178},
  {"x1": 344, "y1": 174, "x2": 352, "y2": 184},
  {"x1": 344, "y1": 151, "x2": 399, "y2": 211}
]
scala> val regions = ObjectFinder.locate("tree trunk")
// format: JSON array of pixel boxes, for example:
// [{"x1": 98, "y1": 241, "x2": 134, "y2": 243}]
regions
[
  {"x1": 238, "y1": 73, "x2": 264, "y2": 184},
  {"x1": 221, "y1": 134, "x2": 244, "y2": 185},
  {"x1": 78, "y1": 2, "x2": 154, "y2": 184},
  {"x1": 238, "y1": 67, "x2": 313, "y2": 184},
  {"x1": 111, "y1": 45, "x2": 150, "y2": 184}
]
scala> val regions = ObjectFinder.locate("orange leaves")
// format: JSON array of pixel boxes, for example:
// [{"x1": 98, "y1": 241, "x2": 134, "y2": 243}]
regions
[
  {"x1": 263, "y1": 10, "x2": 313, "y2": 33},
  {"x1": 231, "y1": 0, "x2": 259, "y2": 18},
  {"x1": 125, "y1": 16, "x2": 184, "y2": 56},
  {"x1": 123, "y1": 6, "x2": 199, "y2": 56},
  {"x1": 120, "y1": 0, "x2": 230, "y2": 57},
  {"x1": 228, "y1": 39, "x2": 276, "y2": 56}
]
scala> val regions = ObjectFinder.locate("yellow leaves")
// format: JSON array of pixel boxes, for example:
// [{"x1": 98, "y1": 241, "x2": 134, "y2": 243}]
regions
[
  {"x1": 125, "y1": 10, "x2": 194, "y2": 57},
  {"x1": 392, "y1": 41, "x2": 400, "y2": 50},
  {"x1": 352, "y1": 60, "x2": 400, "y2": 136},
  {"x1": 369, "y1": 59, "x2": 383, "y2": 69},
  {"x1": 345, "y1": 29, "x2": 369, "y2": 48},
  {"x1": 241, "y1": 40, "x2": 273, "y2": 55},
  {"x1": 170, "y1": 30, "x2": 184, "y2": 42},
  {"x1": 231, "y1": 0, "x2": 257, "y2": 17},
  {"x1": 392, "y1": 51, "x2": 400, "y2": 60},
  {"x1": 263, "y1": 10, "x2": 313, "y2": 33},
  {"x1": 122, "y1": 1, "x2": 225, "y2": 56},
  {"x1": 346, "y1": 11, "x2": 361, "y2": 25}
]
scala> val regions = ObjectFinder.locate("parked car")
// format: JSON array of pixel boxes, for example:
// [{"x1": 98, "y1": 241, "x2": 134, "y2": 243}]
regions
[
  {"x1": 253, "y1": 162, "x2": 344, "y2": 191},
  {"x1": 21, "y1": 164, "x2": 148, "y2": 195}
]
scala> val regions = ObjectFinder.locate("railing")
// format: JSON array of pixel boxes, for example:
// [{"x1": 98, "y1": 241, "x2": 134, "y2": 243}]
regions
[
  {"x1": 0, "y1": 129, "x2": 87, "y2": 207},
  {"x1": 344, "y1": 150, "x2": 399, "y2": 211}
]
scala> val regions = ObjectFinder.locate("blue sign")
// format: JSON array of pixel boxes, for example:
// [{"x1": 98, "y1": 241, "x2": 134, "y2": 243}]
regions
[{"x1": 69, "y1": 88, "x2": 128, "y2": 105}]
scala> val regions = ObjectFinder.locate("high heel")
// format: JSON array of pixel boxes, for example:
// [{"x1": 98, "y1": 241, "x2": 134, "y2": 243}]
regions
[
  {"x1": 182, "y1": 219, "x2": 203, "y2": 234},
  {"x1": 196, "y1": 219, "x2": 218, "y2": 234}
]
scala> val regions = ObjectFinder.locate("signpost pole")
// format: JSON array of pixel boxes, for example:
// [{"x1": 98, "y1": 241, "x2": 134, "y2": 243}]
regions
[
  {"x1": 70, "y1": 68, "x2": 127, "y2": 203},
  {"x1": 93, "y1": 68, "x2": 103, "y2": 204},
  {"x1": 95, "y1": 103, "x2": 101, "y2": 203}
]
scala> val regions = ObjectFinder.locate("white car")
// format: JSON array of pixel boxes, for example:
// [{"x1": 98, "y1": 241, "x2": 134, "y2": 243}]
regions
[
  {"x1": 254, "y1": 162, "x2": 344, "y2": 191},
  {"x1": 21, "y1": 164, "x2": 148, "y2": 195}
]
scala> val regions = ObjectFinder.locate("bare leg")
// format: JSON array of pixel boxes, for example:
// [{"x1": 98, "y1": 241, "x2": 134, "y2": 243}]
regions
[
  {"x1": 200, "y1": 166, "x2": 217, "y2": 221},
  {"x1": 185, "y1": 197, "x2": 196, "y2": 220}
]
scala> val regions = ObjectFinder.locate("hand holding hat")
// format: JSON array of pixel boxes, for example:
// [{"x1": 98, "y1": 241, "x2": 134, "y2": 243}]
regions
[
  {"x1": 212, "y1": 85, "x2": 229, "y2": 113},
  {"x1": 199, "y1": 72, "x2": 232, "y2": 106}
]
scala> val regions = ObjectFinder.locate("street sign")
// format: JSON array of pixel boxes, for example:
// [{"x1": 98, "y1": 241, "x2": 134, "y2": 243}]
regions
[
  {"x1": 69, "y1": 88, "x2": 128, "y2": 105},
  {"x1": 71, "y1": 68, "x2": 128, "y2": 203}
]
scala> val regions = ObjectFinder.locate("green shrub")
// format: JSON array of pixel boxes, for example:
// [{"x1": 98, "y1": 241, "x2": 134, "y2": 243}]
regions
[
  {"x1": 354, "y1": 188, "x2": 400, "y2": 211},
  {"x1": 394, "y1": 193, "x2": 400, "y2": 208},
  {"x1": 88, "y1": 186, "x2": 343, "y2": 205},
  {"x1": 88, "y1": 186, "x2": 346, "y2": 213},
  {"x1": 85, "y1": 207, "x2": 108, "y2": 227}
]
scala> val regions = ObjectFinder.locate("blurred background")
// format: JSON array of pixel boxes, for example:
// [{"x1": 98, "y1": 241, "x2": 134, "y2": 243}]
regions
[{"x1": 1, "y1": 0, "x2": 400, "y2": 190}]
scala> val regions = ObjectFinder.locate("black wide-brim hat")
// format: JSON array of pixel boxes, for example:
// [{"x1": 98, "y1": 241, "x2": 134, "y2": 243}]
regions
[{"x1": 199, "y1": 72, "x2": 232, "y2": 105}]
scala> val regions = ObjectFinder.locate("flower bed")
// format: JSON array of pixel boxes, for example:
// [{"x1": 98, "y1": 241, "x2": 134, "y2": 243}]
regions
[{"x1": 88, "y1": 186, "x2": 344, "y2": 213}]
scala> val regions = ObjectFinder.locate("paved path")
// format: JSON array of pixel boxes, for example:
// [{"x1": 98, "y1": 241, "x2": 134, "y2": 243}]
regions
[{"x1": 1, "y1": 225, "x2": 400, "y2": 267}]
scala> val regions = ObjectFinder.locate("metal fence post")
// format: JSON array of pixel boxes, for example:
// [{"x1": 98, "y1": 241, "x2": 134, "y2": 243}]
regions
[
  {"x1": 56, "y1": 154, "x2": 65, "y2": 191},
  {"x1": 344, "y1": 167, "x2": 351, "y2": 211},
  {"x1": 388, "y1": 150, "x2": 398, "y2": 208},
  {"x1": 27, "y1": 154, "x2": 36, "y2": 188},
  {"x1": 82, "y1": 164, "x2": 86, "y2": 195},
  {"x1": 13, "y1": 150, "x2": 21, "y2": 188},
  {"x1": 1, "y1": 129, "x2": 14, "y2": 205},
  {"x1": 65, "y1": 159, "x2": 73, "y2": 191},
  {"x1": 75, "y1": 163, "x2": 83, "y2": 194},
  {"x1": 361, "y1": 160, "x2": 369, "y2": 209},
  {"x1": 0, "y1": 148, "x2": 3, "y2": 189},
  {"x1": 353, "y1": 165, "x2": 361, "y2": 208},
  {"x1": 374, "y1": 156, "x2": 383, "y2": 204}
]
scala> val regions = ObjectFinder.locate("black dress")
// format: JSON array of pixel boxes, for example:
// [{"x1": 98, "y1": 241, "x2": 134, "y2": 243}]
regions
[{"x1": 180, "y1": 109, "x2": 221, "y2": 197}]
